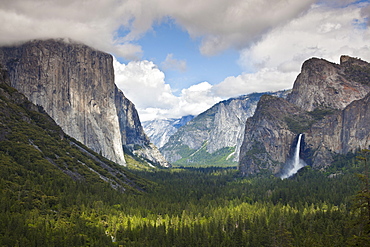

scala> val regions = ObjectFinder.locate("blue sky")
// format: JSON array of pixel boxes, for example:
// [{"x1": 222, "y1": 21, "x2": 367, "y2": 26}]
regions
[
  {"x1": 1, "y1": 0, "x2": 370, "y2": 120},
  {"x1": 119, "y1": 19, "x2": 243, "y2": 94}
]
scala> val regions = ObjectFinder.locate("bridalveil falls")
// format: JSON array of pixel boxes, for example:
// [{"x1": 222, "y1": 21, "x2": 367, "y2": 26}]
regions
[{"x1": 281, "y1": 134, "x2": 306, "y2": 179}]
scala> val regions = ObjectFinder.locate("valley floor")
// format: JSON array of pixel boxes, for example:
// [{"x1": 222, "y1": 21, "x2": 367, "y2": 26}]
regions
[{"x1": 1, "y1": 151, "x2": 370, "y2": 246}]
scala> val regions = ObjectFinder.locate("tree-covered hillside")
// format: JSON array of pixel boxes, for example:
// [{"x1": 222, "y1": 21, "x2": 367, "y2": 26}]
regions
[
  {"x1": 1, "y1": 66, "x2": 370, "y2": 246},
  {"x1": 0, "y1": 66, "x2": 151, "y2": 245}
]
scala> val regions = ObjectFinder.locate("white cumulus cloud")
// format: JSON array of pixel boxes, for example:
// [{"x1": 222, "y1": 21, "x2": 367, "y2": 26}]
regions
[
  {"x1": 156, "y1": 0, "x2": 315, "y2": 55},
  {"x1": 1, "y1": 0, "x2": 369, "y2": 121},
  {"x1": 0, "y1": 0, "x2": 133, "y2": 56},
  {"x1": 0, "y1": 0, "x2": 316, "y2": 59},
  {"x1": 213, "y1": 3, "x2": 370, "y2": 99},
  {"x1": 212, "y1": 69, "x2": 297, "y2": 99},
  {"x1": 239, "y1": 3, "x2": 370, "y2": 72},
  {"x1": 114, "y1": 58, "x2": 221, "y2": 121},
  {"x1": 114, "y1": 58, "x2": 178, "y2": 110},
  {"x1": 178, "y1": 82, "x2": 222, "y2": 115}
]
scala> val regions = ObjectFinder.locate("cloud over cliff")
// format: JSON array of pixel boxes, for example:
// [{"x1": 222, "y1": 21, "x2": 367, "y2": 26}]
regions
[
  {"x1": 1, "y1": 0, "x2": 369, "y2": 120},
  {"x1": 0, "y1": 0, "x2": 315, "y2": 59}
]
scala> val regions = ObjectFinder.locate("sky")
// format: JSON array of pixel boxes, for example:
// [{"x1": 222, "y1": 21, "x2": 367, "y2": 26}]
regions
[{"x1": 1, "y1": 0, "x2": 370, "y2": 121}]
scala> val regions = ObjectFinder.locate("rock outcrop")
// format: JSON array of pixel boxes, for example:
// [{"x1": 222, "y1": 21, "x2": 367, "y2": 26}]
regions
[
  {"x1": 161, "y1": 91, "x2": 288, "y2": 166},
  {"x1": 114, "y1": 88, "x2": 150, "y2": 147},
  {"x1": 142, "y1": 115, "x2": 194, "y2": 148},
  {"x1": 0, "y1": 63, "x2": 145, "y2": 192},
  {"x1": 238, "y1": 95, "x2": 308, "y2": 175},
  {"x1": 287, "y1": 56, "x2": 370, "y2": 111},
  {"x1": 239, "y1": 56, "x2": 370, "y2": 175},
  {"x1": 0, "y1": 39, "x2": 169, "y2": 167},
  {"x1": 305, "y1": 92, "x2": 370, "y2": 169}
]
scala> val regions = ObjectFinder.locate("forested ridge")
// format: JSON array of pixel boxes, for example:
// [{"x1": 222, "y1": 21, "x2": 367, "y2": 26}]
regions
[
  {"x1": 2, "y1": 142, "x2": 370, "y2": 246},
  {"x1": 1, "y1": 67, "x2": 370, "y2": 246}
]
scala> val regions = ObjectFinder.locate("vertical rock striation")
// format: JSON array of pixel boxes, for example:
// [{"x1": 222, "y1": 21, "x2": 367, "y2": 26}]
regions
[
  {"x1": 0, "y1": 39, "x2": 169, "y2": 167},
  {"x1": 287, "y1": 56, "x2": 370, "y2": 111},
  {"x1": 305, "y1": 91, "x2": 370, "y2": 169},
  {"x1": 238, "y1": 95, "x2": 306, "y2": 175},
  {"x1": 142, "y1": 115, "x2": 194, "y2": 148},
  {"x1": 238, "y1": 56, "x2": 370, "y2": 175},
  {"x1": 160, "y1": 91, "x2": 288, "y2": 165},
  {"x1": 114, "y1": 87, "x2": 149, "y2": 147}
]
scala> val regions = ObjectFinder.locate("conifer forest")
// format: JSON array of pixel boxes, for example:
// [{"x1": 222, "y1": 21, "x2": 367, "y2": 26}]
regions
[
  {"x1": 0, "y1": 65, "x2": 370, "y2": 246},
  {"x1": 1, "y1": 147, "x2": 370, "y2": 246}
]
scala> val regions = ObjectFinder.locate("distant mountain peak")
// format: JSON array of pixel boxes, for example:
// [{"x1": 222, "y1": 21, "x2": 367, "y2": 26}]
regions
[
  {"x1": 143, "y1": 115, "x2": 194, "y2": 148},
  {"x1": 158, "y1": 90, "x2": 289, "y2": 167}
]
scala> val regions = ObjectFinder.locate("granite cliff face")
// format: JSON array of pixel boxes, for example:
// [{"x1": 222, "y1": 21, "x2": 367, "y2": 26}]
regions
[
  {"x1": 114, "y1": 87, "x2": 170, "y2": 167},
  {"x1": 287, "y1": 56, "x2": 370, "y2": 111},
  {"x1": 305, "y1": 92, "x2": 370, "y2": 169},
  {"x1": 239, "y1": 56, "x2": 370, "y2": 175},
  {"x1": 161, "y1": 91, "x2": 288, "y2": 166},
  {"x1": 238, "y1": 95, "x2": 306, "y2": 175},
  {"x1": 142, "y1": 115, "x2": 194, "y2": 148},
  {"x1": 0, "y1": 64, "x2": 145, "y2": 192},
  {"x1": 0, "y1": 39, "x2": 169, "y2": 167}
]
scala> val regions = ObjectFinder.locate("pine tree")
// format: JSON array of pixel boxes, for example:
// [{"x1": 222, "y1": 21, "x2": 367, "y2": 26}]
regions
[{"x1": 348, "y1": 149, "x2": 370, "y2": 246}]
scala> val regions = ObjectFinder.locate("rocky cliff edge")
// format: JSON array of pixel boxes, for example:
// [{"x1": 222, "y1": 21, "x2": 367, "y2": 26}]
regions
[
  {"x1": 239, "y1": 56, "x2": 370, "y2": 175},
  {"x1": 0, "y1": 39, "x2": 169, "y2": 167}
]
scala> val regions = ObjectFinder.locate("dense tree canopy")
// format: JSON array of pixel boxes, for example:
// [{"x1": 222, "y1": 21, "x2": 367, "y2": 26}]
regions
[
  {"x1": 1, "y1": 149, "x2": 369, "y2": 246},
  {"x1": 0, "y1": 76, "x2": 369, "y2": 246}
]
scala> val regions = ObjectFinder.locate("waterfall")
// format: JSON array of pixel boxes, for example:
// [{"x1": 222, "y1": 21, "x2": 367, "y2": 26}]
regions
[{"x1": 281, "y1": 134, "x2": 306, "y2": 179}]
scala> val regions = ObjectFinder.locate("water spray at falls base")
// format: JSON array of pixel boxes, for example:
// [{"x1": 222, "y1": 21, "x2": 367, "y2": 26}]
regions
[{"x1": 281, "y1": 134, "x2": 306, "y2": 179}]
